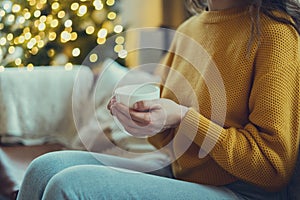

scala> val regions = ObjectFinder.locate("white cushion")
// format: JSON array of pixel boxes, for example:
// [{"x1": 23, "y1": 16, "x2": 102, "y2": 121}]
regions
[{"x1": 0, "y1": 66, "x2": 94, "y2": 146}]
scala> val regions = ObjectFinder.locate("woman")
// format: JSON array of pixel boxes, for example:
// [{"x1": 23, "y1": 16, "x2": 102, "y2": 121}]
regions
[{"x1": 17, "y1": 0, "x2": 300, "y2": 199}]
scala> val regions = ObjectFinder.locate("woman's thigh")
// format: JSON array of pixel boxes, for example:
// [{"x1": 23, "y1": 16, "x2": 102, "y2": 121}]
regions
[
  {"x1": 42, "y1": 165, "x2": 238, "y2": 200},
  {"x1": 23, "y1": 150, "x2": 170, "y2": 174},
  {"x1": 17, "y1": 150, "x2": 172, "y2": 200}
]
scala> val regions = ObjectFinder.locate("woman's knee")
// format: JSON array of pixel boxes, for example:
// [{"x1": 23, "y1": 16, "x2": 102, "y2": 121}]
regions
[
  {"x1": 42, "y1": 165, "x2": 134, "y2": 200},
  {"x1": 42, "y1": 165, "x2": 110, "y2": 200},
  {"x1": 26, "y1": 151, "x2": 88, "y2": 174},
  {"x1": 25, "y1": 151, "x2": 63, "y2": 178},
  {"x1": 42, "y1": 169, "x2": 72, "y2": 200},
  {"x1": 17, "y1": 152, "x2": 71, "y2": 199}
]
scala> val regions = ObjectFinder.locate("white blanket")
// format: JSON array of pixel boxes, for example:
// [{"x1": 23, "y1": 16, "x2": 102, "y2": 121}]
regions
[{"x1": 0, "y1": 66, "x2": 94, "y2": 146}]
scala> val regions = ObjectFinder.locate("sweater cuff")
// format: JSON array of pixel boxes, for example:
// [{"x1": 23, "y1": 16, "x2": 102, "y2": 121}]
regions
[{"x1": 179, "y1": 108, "x2": 226, "y2": 157}]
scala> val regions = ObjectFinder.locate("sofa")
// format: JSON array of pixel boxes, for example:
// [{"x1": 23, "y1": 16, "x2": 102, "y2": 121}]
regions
[{"x1": 0, "y1": 59, "x2": 169, "y2": 199}]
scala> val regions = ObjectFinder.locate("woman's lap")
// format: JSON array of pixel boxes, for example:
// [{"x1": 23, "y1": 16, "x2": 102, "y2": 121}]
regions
[
  {"x1": 16, "y1": 150, "x2": 238, "y2": 200},
  {"x1": 42, "y1": 165, "x2": 237, "y2": 200}
]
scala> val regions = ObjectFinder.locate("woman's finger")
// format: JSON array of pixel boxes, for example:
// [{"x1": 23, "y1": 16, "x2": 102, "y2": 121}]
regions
[
  {"x1": 107, "y1": 97, "x2": 117, "y2": 115},
  {"x1": 112, "y1": 104, "x2": 143, "y2": 128},
  {"x1": 129, "y1": 110, "x2": 151, "y2": 124},
  {"x1": 133, "y1": 100, "x2": 161, "y2": 111},
  {"x1": 112, "y1": 104, "x2": 157, "y2": 136},
  {"x1": 115, "y1": 103, "x2": 153, "y2": 126}
]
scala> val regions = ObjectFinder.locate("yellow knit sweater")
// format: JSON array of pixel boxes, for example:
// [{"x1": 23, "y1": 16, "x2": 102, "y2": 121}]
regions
[{"x1": 148, "y1": 6, "x2": 300, "y2": 192}]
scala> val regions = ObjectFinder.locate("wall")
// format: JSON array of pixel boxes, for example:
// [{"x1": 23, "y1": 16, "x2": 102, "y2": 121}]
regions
[{"x1": 120, "y1": 0, "x2": 187, "y2": 67}]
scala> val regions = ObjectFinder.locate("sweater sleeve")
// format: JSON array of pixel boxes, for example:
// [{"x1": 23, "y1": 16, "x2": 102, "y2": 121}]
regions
[
  {"x1": 148, "y1": 33, "x2": 178, "y2": 151},
  {"x1": 181, "y1": 24, "x2": 300, "y2": 191}
]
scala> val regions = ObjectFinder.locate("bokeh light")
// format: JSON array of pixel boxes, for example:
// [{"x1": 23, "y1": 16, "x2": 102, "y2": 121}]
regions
[{"x1": 0, "y1": 0, "x2": 123, "y2": 68}]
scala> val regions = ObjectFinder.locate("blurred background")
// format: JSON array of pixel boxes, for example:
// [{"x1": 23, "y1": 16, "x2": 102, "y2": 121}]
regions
[
  {"x1": 0, "y1": 2, "x2": 191, "y2": 194},
  {"x1": 0, "y1": 0, "x2": 190, "y2": 70}
]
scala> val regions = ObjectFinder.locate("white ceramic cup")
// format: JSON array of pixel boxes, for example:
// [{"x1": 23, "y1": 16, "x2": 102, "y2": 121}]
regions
[
  {"x1": 114, "y1": 84, "x2": 160, "y2": 108},
  {"x1": 113, "y1": 84, "x2": 160, "y2": 136}
]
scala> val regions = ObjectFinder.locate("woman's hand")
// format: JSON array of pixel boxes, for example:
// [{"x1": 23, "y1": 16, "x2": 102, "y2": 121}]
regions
[{"x1": 107, "y1": 98, "x2": 188, "y2": 137}]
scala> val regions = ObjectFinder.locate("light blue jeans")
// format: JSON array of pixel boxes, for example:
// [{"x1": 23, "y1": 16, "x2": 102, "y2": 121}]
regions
[{"x1": 16, "y1": 151, "x2": 287, "y2": 200}]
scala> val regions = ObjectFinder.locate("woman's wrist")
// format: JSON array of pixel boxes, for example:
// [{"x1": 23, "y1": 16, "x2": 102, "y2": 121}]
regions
[
  {"x1": 180, "y1": 105, "x2": 189, "y2": 121},
  {"x1": 171, "y1": 105, "x2": 189, "y2": 128}
]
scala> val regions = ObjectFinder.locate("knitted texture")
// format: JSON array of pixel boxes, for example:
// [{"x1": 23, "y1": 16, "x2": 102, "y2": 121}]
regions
[{"x1": 148, "y1": 6, "x2": 300, "y2": 192}]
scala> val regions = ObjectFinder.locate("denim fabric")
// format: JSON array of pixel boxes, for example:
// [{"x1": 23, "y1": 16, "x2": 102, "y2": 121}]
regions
[
  {"x1": 225, "y1": 180, "x2": 288, "y2": 200},
  {"x1": 16, "y1": 150, "x2": 290, "y2": 200},
  {"x1": 16, "y1": 150, "x2": 238, "y2": 200},
  {"x1": 287, "y1": 150, "x2": 300, "y2": 200}
]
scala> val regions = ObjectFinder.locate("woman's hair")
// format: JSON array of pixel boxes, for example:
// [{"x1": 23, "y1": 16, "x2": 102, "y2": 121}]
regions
[{"x1": 185, "y1": 0, "x2": 300, "y2": 37}]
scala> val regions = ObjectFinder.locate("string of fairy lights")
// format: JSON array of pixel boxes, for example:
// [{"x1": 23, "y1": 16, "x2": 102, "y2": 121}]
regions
[{"x1": 0, "y1": 0, "x2": 126, "y2": 71}]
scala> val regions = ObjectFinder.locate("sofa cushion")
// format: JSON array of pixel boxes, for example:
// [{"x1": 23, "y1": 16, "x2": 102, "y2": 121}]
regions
[{"x1": 0, "y1": 66, "x2": 94, "y2": 147}]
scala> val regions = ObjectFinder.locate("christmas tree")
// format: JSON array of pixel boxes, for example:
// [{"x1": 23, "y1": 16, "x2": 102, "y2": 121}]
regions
[{"x1": 0, "y1": 0, "x2": 125, "y2": 69}]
